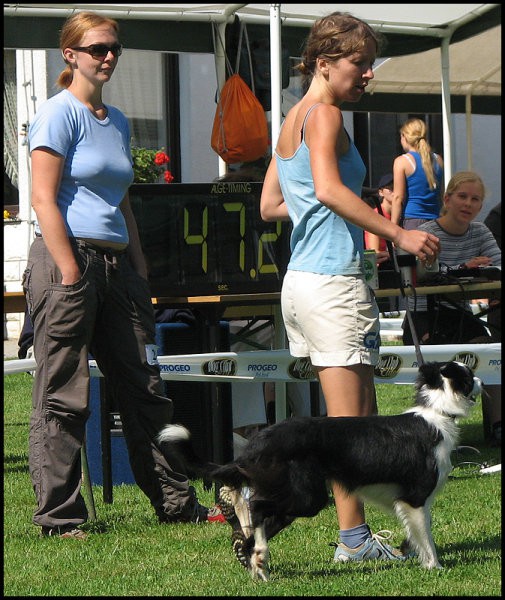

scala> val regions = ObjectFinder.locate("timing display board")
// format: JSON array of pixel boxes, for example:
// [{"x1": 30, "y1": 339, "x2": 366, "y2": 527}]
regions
[{"x1": 129, "y1": 182, "x2": 292, "y2": 297}]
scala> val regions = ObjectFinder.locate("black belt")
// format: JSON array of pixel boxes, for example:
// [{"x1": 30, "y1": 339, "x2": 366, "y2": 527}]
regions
[
  {"x1": 36, "y1": 233, "x2": 127, "y2": 256},
  {"x1": 73, "y1": 238, "x2": 128, "y2": 256}
]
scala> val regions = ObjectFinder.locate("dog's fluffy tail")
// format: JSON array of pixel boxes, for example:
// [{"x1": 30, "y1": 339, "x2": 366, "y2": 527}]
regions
[
  {"x1": 157, "y1": 424, "x2": 217, "y2": 479},
  {"x1": 157, "y1": 424, "x2": 247, "y2": 488},
  {"x1": 158, "y1": 424, "x2": 192, "y2": 445}
]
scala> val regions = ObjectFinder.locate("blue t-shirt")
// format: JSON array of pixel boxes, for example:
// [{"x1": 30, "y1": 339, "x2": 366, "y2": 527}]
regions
[
  {"x1": 28, "y1": 89, "x2": 134, "y2": 243},
  {"x1": 403, "y1": 151, "x2": 443, "y2": 220},
  {"x1": 275, "y1": 106, "x2": 366, "y2": 276}
]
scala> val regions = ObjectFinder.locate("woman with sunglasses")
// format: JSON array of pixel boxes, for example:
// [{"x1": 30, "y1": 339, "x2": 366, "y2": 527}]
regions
[{"x1": 25, "y1": 11, "x2": 223, "y2": 539}]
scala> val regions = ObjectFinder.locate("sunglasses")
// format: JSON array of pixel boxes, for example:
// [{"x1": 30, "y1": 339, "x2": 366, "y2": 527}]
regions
[{"x1": 70, "y1": 43, "x2": 123, "y2": 60}]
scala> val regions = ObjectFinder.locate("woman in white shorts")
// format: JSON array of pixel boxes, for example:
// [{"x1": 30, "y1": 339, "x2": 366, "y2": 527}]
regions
[
  {"x1": 282, "y1": 271, "x2": 380, "y2": 368},
  {"x1": 260, "y1": 12, "x2": 439, "y2": 562}
]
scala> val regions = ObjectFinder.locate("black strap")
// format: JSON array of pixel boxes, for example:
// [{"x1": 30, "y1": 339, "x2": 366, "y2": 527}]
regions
[{"x1": 371, "y1": 197, "x2": 425, "y2": 366}]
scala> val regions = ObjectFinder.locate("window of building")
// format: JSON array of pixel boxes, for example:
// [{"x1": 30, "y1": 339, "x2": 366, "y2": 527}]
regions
[
  {"x1": 103, "y1": 50, "x2": 181, "y2": 181},
  {"x1": 4, "y1": 49, "x2": 19, "y2": 213}
]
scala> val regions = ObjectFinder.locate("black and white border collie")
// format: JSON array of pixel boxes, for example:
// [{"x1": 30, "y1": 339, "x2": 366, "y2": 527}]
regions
[{"x1": 158, "y1": 361, "x2": 481, "y2": 580}]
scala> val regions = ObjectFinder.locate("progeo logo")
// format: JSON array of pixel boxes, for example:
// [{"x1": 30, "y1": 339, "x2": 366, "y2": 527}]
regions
[
  {"x1": 159, "y1": 363, "x2": 191, "y2": 372},
  {"x1": 202, "y1": 358, "x2": 237, "y2": 376},
  {"x1": 374, "y1": 354, "x2": 402, "y2": 379},
  {"x1": 288, "y1": 357, "x2": 316, "y2": 380}
]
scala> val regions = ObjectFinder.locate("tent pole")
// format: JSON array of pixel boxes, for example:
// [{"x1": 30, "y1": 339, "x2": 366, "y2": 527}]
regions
[
  {"x1": 269, "y1": 4, "x2": 282, "y2": 149},
  {"x1": 440, "y1": 36, "x2": 453, "y2": 185},
  {"x1": 466, "y1": 94, "x2": 473, "y2": 169},
  {"x1": 216, "y1": 21, "x2": 228, "y2": 176},
  {"x1": 269, "y1": 4, "x2": 287, "y2": 423}
]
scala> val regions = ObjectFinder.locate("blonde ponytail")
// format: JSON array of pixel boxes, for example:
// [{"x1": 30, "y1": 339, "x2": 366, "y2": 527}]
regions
[
  {"x1": 400, "y1": 118, "x2": 437, "y2": 190},
  {"x1": 417, "y1": 138, "x2": 436, "y2": 190},
  {"x1": 57, "y1": 64, "x2": 74, "y2": 89}
]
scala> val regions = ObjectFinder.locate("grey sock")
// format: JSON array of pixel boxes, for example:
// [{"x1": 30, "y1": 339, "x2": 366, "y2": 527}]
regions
[{"x1": 339, "y1": 523, "x2": 371, "y2": 549}]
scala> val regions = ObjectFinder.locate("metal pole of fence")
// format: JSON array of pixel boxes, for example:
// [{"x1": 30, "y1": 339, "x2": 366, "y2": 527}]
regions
[{"x1": 81, "y1": 438, "x2": 97, "y2": 521}]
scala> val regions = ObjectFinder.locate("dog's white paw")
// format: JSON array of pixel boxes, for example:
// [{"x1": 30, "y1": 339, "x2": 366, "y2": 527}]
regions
[
  {"x1": 250, "y1": 547, "x2": 270, "y2": 581},
  {"x1": 417, "y1": 551, "x2": 442, "y2": 569}
]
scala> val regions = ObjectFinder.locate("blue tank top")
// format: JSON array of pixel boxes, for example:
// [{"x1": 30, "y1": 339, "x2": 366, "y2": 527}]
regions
[
  {"x1": 403, "y1": 151, "x2": 443, "y2": 220},
  {"x1": 275, "y1": 105, "x2": 366, "y2": 275}
]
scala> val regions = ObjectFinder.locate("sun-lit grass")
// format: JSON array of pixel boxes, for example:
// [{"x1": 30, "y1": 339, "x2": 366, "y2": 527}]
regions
[{"x1": 3, "y1": 372, "x2": 501, "y2": 596}]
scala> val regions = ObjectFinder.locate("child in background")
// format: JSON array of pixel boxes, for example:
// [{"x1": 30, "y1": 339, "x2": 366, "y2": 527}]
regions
[{"x1": 364, "y1": 173, "x2": 393, "y2": 252}]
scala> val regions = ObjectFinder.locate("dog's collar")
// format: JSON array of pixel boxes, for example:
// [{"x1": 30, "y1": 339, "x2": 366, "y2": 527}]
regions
[
  {"x1": 440, "y1": 411, "x2": 459, "y2": 420},
  {"x1": 441, "y1": 396, "x2": 476, "y2": 420}
]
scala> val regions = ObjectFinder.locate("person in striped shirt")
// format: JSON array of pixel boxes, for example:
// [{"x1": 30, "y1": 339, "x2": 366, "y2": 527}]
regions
[{"x1": 402, "y1": 170, "x2": 500, "y2": 344}]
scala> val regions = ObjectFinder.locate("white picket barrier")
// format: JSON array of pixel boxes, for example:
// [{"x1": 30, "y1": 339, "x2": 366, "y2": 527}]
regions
[
  {"x1": 378, "y1": 316, "x2": 404, "y2": 339},
  {"x1": 4, "y1": 343, "x2": 501, "y2": 385}
]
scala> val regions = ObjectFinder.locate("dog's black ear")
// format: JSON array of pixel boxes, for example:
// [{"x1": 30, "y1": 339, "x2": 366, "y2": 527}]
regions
[
  {"x1": 440, "y1": 361, "x2": 456, "y2": 378},
  {"x1": 440, "y1": 361, "x2": 471, "y2": 379},
  {"x1": 440, "y1": 361, "x2": 476, "y2": 396},
  {"x1": 417, "y1": 361, "x2": 444, "y2": 390}
]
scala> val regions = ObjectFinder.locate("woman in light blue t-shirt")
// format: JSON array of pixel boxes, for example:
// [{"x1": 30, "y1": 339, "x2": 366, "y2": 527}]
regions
[{"x1": 25, "y1": 11, "x2": 220, "y2": 540}]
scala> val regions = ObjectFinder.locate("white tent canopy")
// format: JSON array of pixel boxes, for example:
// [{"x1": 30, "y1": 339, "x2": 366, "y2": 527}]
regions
[
  {"x1": 4, "y1": 3, "x2": 501, "y2": 176},
  {"x1": 368, "y1": 24, "x2": 501, "y2": 168},
  {"x1": 369, "y1": 25, "x2": 501, "y2": 97},
  {"x1": 4, "y1": 3, "x2": 498, "y2": 33}
]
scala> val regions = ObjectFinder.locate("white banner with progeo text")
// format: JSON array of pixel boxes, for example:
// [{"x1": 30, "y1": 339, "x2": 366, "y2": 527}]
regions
[
  {"x1": 5, "y1": 344, "x2": 500, "y2": 385},
  {"x1": 98, "y1": 343, "x2": 501, "y2": 385}
]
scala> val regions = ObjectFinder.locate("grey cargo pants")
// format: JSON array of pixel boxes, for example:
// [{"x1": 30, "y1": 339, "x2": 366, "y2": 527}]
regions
[{"x1": 23, "y1": 236, "x2": 200, "y2": 529}]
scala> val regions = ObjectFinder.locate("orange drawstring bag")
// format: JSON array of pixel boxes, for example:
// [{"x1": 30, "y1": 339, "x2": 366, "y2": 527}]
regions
[{"x1": 211, "y1": 23, "x2": 268, "y2": 164}]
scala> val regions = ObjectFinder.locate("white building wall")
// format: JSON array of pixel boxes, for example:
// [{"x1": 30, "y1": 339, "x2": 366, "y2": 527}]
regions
[
  {"x1": 453, "y1": 114, "x2": 501, "y2": 222},
  {"x1": 17, "y1": 50, "x2": 48, "y2": 226},
  {"x1": 179, "y1": 53, "x2": 221, "y2": 183},
  {"x1": 4, "y1": 50, "x2": 48, "y2": 338}
]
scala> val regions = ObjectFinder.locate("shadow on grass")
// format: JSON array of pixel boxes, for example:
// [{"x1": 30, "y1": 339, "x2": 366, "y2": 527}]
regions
[
  {"x1": 437, "y1": 533, "x2": 502, "y2": 568},
  {"x1": 271, "y1": 532, "x2": 501, "y2": 580},
  {"x1": 272, "y1": 557, "x2": 412, "y2": 580},
  {"x1": 81, "y1": 519, "x2": 110, "y2": 534},
  {"x1": 4, "y1": 453, "x2": 29, "y2": 474}
]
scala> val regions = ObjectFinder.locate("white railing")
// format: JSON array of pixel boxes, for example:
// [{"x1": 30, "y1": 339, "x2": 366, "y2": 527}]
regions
[{"x1": 4, "y1": 344, "x2": 501, "y2": 385}]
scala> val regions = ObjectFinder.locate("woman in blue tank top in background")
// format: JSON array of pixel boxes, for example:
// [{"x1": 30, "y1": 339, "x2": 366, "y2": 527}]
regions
[
  {"x1": 260, "y1": 12, "x2": 440, "y2": 563},
  {"x1": 391, "y1": 117, "x2": 444, "y2": 229}
]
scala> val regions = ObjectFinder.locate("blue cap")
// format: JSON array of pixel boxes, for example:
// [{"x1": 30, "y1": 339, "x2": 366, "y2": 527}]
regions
[{"x1": 377, "y1": 174, "x2": 393, "y2": 188}]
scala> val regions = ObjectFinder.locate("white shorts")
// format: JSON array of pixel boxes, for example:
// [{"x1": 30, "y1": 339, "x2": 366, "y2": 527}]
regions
[{"x1": 281, "y1": 270, "x2": 380, "y2": 367}]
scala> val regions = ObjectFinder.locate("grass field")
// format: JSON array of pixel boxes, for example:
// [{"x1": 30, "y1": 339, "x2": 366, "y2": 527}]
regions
[{"x1": 3, "y1": 371, "x2": 501, "y2": 597}]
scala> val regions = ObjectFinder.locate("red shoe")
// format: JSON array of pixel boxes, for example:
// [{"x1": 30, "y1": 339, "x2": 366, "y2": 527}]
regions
[
  {"x1": 159, "y1": 503, "x2": 227, "y2": 524},
  {"x1": 206, "y1": 505, "x2": 226, "y2": 523}
]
